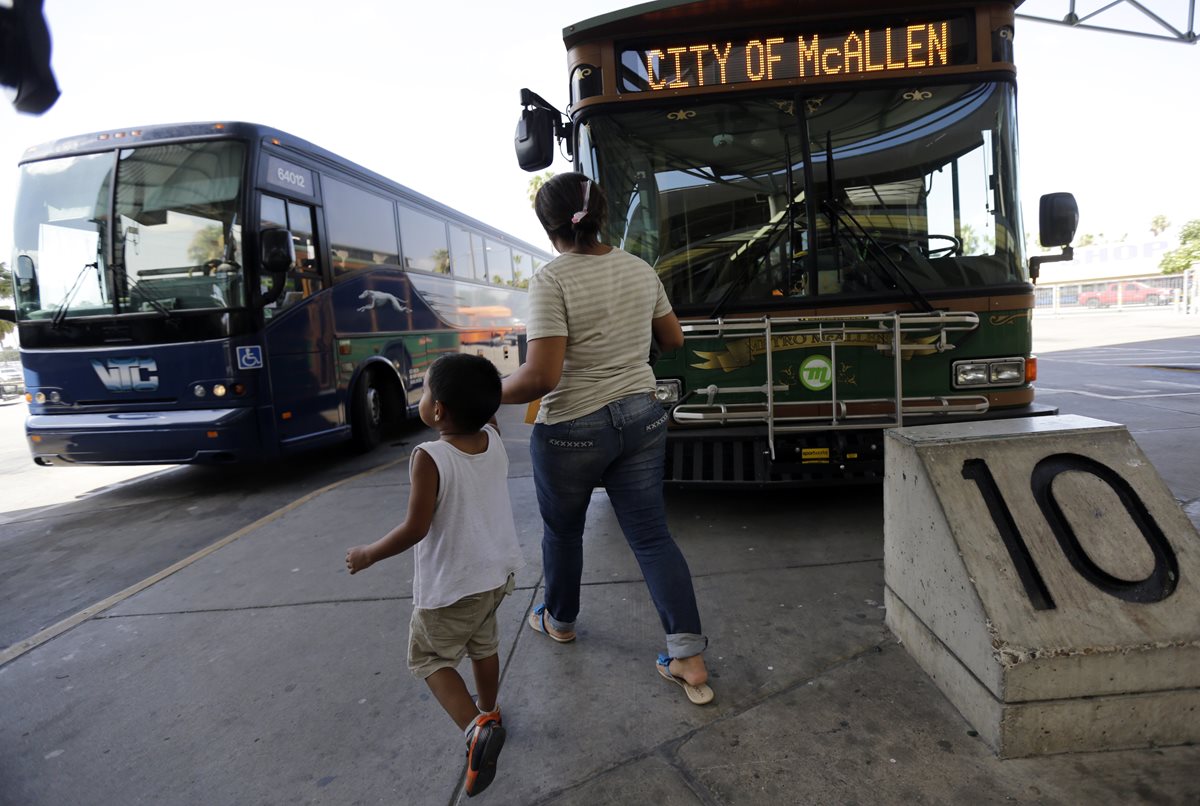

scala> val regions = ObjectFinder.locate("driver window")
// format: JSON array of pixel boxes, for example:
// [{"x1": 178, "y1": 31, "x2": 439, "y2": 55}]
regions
[
  {"x1": 926, "y1": 138, "x2": 993, "y2": 257},
  {"x1": 261, "y1": 194, "x2": 323, "y2": 312}
]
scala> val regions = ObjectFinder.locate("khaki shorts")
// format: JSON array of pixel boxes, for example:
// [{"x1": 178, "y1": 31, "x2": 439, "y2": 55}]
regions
[{"x1": 408, "y1": 576, "x2": 513, "y2": 680}]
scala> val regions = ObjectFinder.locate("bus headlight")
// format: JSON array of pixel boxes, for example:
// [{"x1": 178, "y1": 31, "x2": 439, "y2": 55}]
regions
[
  {"x1": 954, "y1": 363, "x2": 988, "y2": 387},
  {"x1": 654, "y1": 379, "x2": 682, "y2": 403},
  {"x1": 34, "y1": 391, "x2": 47, "y2": 404},
  {"x1": 953, "y1": 358, "x2": 1026, "y2": 388},
  {"x1": 212, "y1": 384, "x2": 227, "y2": 397},
  {"x1": 989, "y1": 361, "x2": 1024, "y2": 384},
  {"x1": 193, "y1": 384, "x2": 207, "y2": 398}
]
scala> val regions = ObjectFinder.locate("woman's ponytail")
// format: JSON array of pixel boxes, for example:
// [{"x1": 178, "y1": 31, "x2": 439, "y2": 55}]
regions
[{"x1": 535, "y1": 172, "x2": 605, "y2": 246}]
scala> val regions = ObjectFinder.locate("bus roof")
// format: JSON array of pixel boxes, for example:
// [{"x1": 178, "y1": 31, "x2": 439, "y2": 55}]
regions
[
  {"x1": 17, "y1": 120, "x2": 553, "y2": 259},
  {"x1": 563, "y1": 0, "x2": 1024, "y2": 47}
]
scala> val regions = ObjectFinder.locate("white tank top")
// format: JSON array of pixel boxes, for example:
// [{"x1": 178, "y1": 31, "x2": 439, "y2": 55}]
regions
[{"x1": 411, "y1": 425, "x2": 524, "y2": 610}]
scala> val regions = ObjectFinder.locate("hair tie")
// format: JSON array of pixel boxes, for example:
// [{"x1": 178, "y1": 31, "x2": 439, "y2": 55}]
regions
[{"x1": 570, "y1": 179, "x2": 592, "y2": 225}]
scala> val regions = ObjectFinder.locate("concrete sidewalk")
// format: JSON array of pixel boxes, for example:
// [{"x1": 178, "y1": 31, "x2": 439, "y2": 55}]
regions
[{"x1": 2, "y1": 404, "x2": 1198, "y2": 805}]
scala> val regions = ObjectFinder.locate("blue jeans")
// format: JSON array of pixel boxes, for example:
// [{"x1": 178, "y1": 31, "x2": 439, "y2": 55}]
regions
[{"x1": 531, "y1": 393, "x2": 707, "y2": 660}]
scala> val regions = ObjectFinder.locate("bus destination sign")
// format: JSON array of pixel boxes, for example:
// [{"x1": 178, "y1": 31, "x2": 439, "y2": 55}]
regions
[{"x1": 619, "y1": 18, "x2": 972, "y2": 93}]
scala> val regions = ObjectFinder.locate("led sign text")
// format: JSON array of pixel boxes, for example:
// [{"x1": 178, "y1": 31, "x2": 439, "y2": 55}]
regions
[{"x1": 625, "y1": 21, "x2": 958, "y2": 92}]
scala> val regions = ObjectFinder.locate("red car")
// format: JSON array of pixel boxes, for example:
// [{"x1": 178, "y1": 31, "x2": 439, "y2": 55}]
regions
[{"x1": 1077, "y1": 281, "x2": 1167, "y2": 308}]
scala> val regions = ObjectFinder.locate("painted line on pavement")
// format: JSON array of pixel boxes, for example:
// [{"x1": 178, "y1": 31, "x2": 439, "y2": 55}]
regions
[
  {"x1": 1146, "y1": 380, "x2": 1200, "y2": 389},
  {"x1": 0, "y1": 453, "x2": 410, "y2": 668},
  {"x1": 1035, "y1": 387, "x2": 1200, "y2": 400}
]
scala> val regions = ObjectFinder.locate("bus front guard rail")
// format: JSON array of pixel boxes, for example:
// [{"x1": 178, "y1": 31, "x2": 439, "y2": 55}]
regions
[
  {"x1": 672, "y1": 311, "x2": 982, "y2": 459},
  {"x1": 672, "y1": 394, "x2": 991, "y2": 429}
]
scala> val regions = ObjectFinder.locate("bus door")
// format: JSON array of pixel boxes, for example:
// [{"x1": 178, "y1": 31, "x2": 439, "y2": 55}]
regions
[{"x1": 260, "y1": 194, "x2": 339, "y2": 445}]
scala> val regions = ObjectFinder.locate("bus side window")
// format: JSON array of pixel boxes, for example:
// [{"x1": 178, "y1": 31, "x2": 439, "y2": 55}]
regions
[
  {"x1": 485, "y1": 239, "x2": 514, "y2": 286},
  {"x1": 400, "y1": 205, "x2": 450, "y2": 274},
  {"x1": 261, "y1": 194, "x2": 323, "y2": 310},
  {"x1": 449, "y1": 225, "x2": 478, "y2": 280},
  {"x1": 326, "y1": 177, "x2": 400, "y2": 277},
  {"x1": 281, "y1": 202, "x2": 322, "y2": 307},
  {"x1": 262, "y1": 195, "x2": 287, "y2": 229}
]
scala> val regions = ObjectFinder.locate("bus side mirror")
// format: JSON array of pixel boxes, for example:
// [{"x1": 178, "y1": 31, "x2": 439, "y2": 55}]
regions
[
  {"x1": 515, "y1": 107, "x2": 557, "y2": 172},
  {"x1": 1039, "y1": 192, "x2": 1078, "y2": 248},
  {"x1": 2, "y1": 254, "x2": 37, "y2": 319},
  {"x1": 15, "y1": 255, "x2": 35, "y2": 280},
  {"x1": 1030, "y1": 193, "x2": 1078, "y2": 283},
  {"x1": 515, "y1": 88, "x2": 559, "y2": 172},
  {"x1": 16, "y1": 254, "x2": 35, "y2": 280},
  {"x1": 259, "y1": 227, "x2": 295, "y2": 306}
]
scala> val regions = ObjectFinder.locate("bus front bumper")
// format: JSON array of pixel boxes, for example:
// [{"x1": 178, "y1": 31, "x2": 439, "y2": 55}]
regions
[
  {"x1": 25, "y1": 407, "x2": 260, "y2": 466},
  {"x1": 664, "y1": 401, "x2": 1058, "y2": 487}
]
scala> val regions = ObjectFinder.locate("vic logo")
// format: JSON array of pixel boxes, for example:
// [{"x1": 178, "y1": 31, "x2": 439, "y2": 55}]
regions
[
  {"x1": 799, "y1": 355, "x2": 833, "y2": 392},
  {"x1": 91, "y1": 357, "x2": 159, "y2": 392}
]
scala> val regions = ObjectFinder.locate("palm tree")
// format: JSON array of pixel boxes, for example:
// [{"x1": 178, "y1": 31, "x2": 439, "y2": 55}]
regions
[
  {"x1": 1160, "y1": 220, "x2": 1200, "y2": 275},
  {"x1": 433, "y1": 248, "x2": 451, "y2": 274},
  {"x1": 188, "y1": 225, "x2": 225, "y2": 265},
  {"x1": 527, "y1": 171, "x2": 555, "y2": 208},
  {"x1": 0, "y1": 262, "x2": 15, "y2": 343}
]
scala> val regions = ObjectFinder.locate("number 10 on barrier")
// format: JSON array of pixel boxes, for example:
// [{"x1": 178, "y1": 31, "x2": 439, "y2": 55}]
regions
[{"x1": 960, "y1": 453, "x2": 1179, "y2": 611}]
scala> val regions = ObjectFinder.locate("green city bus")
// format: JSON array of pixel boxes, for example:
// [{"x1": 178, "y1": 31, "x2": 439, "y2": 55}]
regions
[{"x1": 515, "y1": 0, "x2": 1078, "y2": 485}]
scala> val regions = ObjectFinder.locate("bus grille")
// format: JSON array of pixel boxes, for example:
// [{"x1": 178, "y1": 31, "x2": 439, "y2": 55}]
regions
[{"x1": 665, "y1": 431, "x2": 884, "y2": 487}]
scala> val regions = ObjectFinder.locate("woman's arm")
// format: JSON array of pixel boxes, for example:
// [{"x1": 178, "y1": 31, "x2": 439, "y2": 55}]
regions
[
  {"x1": 346, "y1": 448, "x2": 439, "y2": 573},
  {"x1": 651, "y1": 311, "x2": 685, "y2": 352},
  {"x1": 501, "y1": 336, "x2": 567, "y2": 404}
]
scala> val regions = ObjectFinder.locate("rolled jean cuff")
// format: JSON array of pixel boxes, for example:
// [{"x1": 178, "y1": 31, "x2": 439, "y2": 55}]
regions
[
  {"x1": 666, "y1": 633, "x2": 708, "y2": 660},
  {"x1": 548, "y1": 612, "x2": 575, "y2": 633}
]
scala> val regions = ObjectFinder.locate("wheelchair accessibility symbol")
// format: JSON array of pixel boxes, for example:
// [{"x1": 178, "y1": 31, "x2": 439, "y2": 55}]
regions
[{"x1": 237, "y1": 346, "x2": 263, "y2": 370}]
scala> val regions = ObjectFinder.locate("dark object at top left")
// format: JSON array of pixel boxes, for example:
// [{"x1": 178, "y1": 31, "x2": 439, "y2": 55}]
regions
[{"x1": 0, "y1": 0, "x2": 60, "y2": 115}]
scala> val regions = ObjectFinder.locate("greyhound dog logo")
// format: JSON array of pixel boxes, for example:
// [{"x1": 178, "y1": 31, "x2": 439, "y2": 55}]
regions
[{"x1": 357, "y1": 290, "x2": 408, "y2": 313}]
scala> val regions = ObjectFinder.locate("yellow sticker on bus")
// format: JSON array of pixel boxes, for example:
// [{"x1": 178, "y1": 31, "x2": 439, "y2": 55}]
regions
[{"x1": 802, "y1": 448, "x2": 831, "y2": 463}]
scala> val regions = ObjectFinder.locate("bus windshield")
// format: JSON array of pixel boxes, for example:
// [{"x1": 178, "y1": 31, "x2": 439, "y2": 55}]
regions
[
  {"x1": 580, "y1": 81, "x2": 1024, "y2": 311},
  {"x1": 13, "y1": 140, "x2": 246, "y2": 321}
]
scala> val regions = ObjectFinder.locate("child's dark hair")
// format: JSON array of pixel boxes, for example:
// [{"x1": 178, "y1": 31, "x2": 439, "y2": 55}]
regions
[
  {"x1": 427, "y1": 353, "x2": 502, "y2": 432},
  {"x1": 534, "y1": 171, "x2": 607, "y2": 247}
]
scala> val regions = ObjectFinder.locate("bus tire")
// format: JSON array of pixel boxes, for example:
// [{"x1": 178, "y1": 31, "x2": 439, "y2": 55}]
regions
[{"x1": 351, "y1": 369, "x2": 386, "y2": 452}]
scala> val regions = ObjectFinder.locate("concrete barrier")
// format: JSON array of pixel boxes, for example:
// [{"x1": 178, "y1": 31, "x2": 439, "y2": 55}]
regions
[{"x1": 884, "y1": 415, "x2": 1200, "y2": 757}]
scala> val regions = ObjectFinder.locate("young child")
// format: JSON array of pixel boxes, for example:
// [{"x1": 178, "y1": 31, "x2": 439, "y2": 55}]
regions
[{"x1": 346, "y1": 353, "x2": 524, "y2": 798}]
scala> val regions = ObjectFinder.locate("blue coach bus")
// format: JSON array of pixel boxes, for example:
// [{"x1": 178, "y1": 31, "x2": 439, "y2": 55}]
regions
[{"x1": 3, "y1": 122, "x2": 550, "y2": 465}]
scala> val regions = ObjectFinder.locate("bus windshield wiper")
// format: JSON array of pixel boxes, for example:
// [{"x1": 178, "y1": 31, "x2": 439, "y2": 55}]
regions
[
  {"x1": 707, "y1": 208, "x2": 795, "y2": 318},
  {"x1": 824, "y1": 199, "x2": 934, "y2": 313},
  {"x1": 51, "y1": 262, "x2": 99, "y2": 328},
  {"x1": 126, "y1": 275, "x2": 175, "y2": 317},
  {"x1": 709, "y1": 135, "x2": 804, "y2": 319},
  {"x1": 813, "y1": 129, "x2": 933, "y2": 312}
]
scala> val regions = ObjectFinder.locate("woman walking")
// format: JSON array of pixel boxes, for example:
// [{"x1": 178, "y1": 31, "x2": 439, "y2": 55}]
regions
[{"x1": 501, "y1": 172, "x2": 712, "y2": 705}]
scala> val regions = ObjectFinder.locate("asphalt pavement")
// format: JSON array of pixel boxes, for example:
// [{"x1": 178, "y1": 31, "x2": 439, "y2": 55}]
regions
[{"x1": 2, "y1": 309, "x2": 1199, "y2": 805}]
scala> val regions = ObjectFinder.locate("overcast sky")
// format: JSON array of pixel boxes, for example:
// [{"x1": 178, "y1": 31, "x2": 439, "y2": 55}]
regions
[{"x1": 2, "y1": 0, "x2": 1197, "y2": 262}]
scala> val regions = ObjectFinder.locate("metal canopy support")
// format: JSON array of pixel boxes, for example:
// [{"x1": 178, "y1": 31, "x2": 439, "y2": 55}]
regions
[{"x1": 1016, "y1": 1, "x2": 1197, "y2": 43}]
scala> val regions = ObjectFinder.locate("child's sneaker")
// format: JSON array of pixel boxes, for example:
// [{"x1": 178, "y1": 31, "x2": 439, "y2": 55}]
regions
[{"x1": 464, "y1": 712, "x2": 506, "y2": 797}]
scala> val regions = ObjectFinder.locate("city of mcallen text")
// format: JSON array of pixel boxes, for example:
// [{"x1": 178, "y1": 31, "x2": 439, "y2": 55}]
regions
[{"x1": 641, "y1": 22, "x2": 952, "y2": 90}]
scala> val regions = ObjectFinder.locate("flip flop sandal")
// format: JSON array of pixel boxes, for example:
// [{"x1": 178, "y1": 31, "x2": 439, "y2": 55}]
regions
[
  {"x1": 528, "y1": 604, "x2": 575, "y2": 643},
  {"x1": 657, "y1": 654, "x2": 715, "y2": 705}
]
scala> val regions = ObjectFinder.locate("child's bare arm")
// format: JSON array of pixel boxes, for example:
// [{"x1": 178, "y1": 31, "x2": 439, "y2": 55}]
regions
[{"x1": 346, "y1": 449, "x2": 438, "y2": 574}]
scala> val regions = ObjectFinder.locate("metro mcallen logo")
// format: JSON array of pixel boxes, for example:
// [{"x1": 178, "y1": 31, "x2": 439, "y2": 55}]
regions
[{"x1": 91, "y1": 357, "x2": 159, "y2": 392}]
